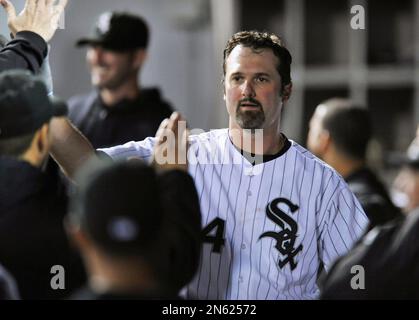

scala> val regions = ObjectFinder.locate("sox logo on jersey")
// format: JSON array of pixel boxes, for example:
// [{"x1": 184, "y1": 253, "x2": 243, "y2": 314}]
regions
[
  {"x1": 202, "y1": 198, "x2": 303, "y2": 271},
  {"x1": 259, "y1": 198, "x2": 303, "y2": 270}
]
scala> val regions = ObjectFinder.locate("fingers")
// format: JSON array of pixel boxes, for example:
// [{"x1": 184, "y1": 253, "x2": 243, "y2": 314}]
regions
[
  {"x1": 4, "y1": 0, "x2": 67, "y2": 41},
  {"x1": 54, "y1": 0, "x2": 68, "y2": 14},
  {"x1": 153, "y1": 112, "x2": 188, "y2": 168},
  {"x1": 1, "y1": 0, "x2": 17, "y2": 20},
  {"x1": 51, "y1": 0, "x2": 67, "y2": 24},
  {"x1": 23, "y1": 0, "x2": 36, "y2": 14},
  {"x1": 176, "y1": 113, "x2": 188, "y2": 147},
  {"x1": 155, "y1": 112, "x2": 183, "y2": 143},
  {"x1": 178, "y1": 124, "x2": 189, "y2": 164},
  {"x1": 155, "y1": 118, "x2": 170, "y2": 144},
  {"x1": 168, "y1": 112, "x2": 182, "y2": 139},
  {"x1": 42, "y1": 0, "x2": 67, "y2": 13},
  {"x1": 37, "y1": 0, "x2": 47, "y2": 11}
]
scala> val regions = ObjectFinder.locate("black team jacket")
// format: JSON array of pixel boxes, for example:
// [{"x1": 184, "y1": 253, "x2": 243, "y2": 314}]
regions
[
  {"x1": 0, "y1": 31, "x2": 47, "y2": 73},
  {"x1": 68, "y1": 89, "x2": 173, "y2": 148},
  {"x1": 0, "y1": 157, "x2": 86, "y2": 300}
]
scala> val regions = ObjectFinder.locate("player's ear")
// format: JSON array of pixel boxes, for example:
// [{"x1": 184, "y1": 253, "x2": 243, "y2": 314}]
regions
[
  {"x1": 319, "y1": 130, "x2": 331, "y2": 153},
  {"x1": 133, "y1": 49, "x2": 148, "y2": 69},
  {"x1": 34, "y1": 123, "x2": 51, "y2": 160},
  {"x1": 281, "y1": 82, "x2": 292, "y2": 103}
]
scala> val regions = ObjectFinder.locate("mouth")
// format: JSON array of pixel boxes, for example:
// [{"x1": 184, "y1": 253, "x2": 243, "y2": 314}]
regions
[
  {"x1": 239, "y1": 99, "x2": 261, "y2": 108},
  {"x1": 91, "y1": 64, "x2": 110, "y2": 72},
  {"x1": 239, "y1": 103, "x2": 261, "y2": 111},
  {"x1": 94, "y1": 67, "x2": 109, "y2": 73}
]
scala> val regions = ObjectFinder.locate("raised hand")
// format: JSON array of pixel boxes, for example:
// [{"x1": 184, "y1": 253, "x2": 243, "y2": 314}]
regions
[
  {"x1": 152, "y1": 112, "x2": 189, "y2": 172},
  {"x1": 0, "y1": 0, "x2": 68, "y2": 42}
]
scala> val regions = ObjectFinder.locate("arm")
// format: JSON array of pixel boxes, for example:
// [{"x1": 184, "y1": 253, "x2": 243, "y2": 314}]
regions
[
  {"x1": 319, "y1": 183, "x2": 369, "y2": 270},
  {"x1": 0, "y1": 0, "x2": 67, "y2": 72},
  {"x1": 49, "y1": 117, "x2": 97, "y2": 179},
  {"x1": 0, "y1": 31, "x2": 46, "y2": 72},
  {"x1": 50, "y1": 112, "x2": 184, "y2": 180}
]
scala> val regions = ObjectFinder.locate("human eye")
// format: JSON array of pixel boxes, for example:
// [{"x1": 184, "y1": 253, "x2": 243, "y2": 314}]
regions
[
  {"x1": 256, "y1": 76, "x2": 269, "y2": 83},
  {"x1": 231, "y1": 74, "x2": 243, "y2": 83}
]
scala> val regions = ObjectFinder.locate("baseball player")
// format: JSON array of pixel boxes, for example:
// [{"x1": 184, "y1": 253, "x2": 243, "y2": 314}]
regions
[
  {"x1": 47, "y1": 31, "x2": 368, "y2": 299},
  {"x1": 307, "y1": 99, "x2": 402, "y2": 230}
]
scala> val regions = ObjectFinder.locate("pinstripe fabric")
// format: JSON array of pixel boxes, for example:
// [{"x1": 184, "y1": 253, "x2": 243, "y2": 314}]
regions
[{"x1": 100, "y1": 129, "x2": 369, "y2": 300}]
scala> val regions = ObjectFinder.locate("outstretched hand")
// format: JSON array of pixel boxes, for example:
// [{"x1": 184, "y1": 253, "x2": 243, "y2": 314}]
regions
[
  {"x1": 0, "y1": 0, "x2": 68, "y2": 42},
  {"x1": 152, "y1": 112, "x2": 189, "y2": 172}
]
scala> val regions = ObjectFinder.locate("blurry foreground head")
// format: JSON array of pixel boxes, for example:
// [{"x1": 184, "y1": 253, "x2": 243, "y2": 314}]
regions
[
  {"x1": 307, "y1": 98, "x2": 371, "y2": 162},
  {"x1": 0, "y1": 70, "x2": 67, "y2": 166},
  {"x1": 68, "y1": 159, "x2": 201, "y2": 295}
]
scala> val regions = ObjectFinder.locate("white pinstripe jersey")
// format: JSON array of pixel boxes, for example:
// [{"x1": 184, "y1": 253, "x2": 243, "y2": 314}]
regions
[{"x1": 100, "y1": 129, "x2": 369, "y2": 300}]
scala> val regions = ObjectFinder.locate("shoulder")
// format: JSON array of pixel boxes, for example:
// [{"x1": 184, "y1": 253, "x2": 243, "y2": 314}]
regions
[
  {"x1": 288, "y1": 140, "x2": 345, "y2": 186},
  {"x1": 141, "y1": 87, "x2": 174, "y2": 114},
  {"x1": 188, "y1": 129, "x2": 229, "y2": 151}
]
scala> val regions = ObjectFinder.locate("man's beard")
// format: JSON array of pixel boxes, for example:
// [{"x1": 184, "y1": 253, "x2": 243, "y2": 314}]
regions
[
  {"x1": 93, "y1": 62, "x2": 136, "y2": 90},
  {"x1": 236, "y1": 98, "x2": 265, "y2": 129}
]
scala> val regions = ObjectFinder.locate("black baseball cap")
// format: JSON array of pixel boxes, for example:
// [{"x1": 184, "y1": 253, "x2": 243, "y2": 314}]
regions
[
  {"x1": 0, "y1": 70, "x2": 67, "y2": 140},
  {"x1": 70, "y1": 159, "x2": 164, "y2": 256},
  {"x1": 76, "y1": 12, "x2": 149, "y2": 51}
]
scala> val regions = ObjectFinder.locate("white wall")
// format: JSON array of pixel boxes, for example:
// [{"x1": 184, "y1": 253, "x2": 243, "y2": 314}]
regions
[{"x1": 0, "y1": 0, "x2": 220, "y2": 130}]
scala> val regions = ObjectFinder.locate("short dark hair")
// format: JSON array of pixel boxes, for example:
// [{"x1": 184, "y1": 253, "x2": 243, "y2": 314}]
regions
[
  {"x1": 223, "y1": 31, "x2": 292, "y2": 90},
  {"x1": 0, "y1": 133, "x2": 35, "y2": 157},
  {"x1": 322, "y1": 104, "x2": 372, "y2": 160}
]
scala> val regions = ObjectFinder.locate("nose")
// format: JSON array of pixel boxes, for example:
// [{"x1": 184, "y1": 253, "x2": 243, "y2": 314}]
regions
[{"x1": 242, "y1": 81, "x2": 256, "y2": 98}]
